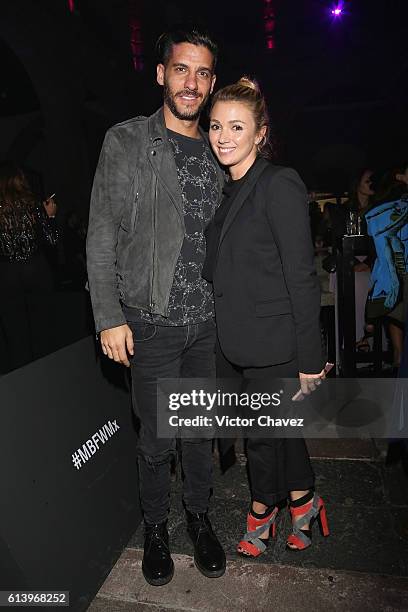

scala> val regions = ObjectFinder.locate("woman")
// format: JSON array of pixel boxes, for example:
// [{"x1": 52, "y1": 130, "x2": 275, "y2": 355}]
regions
[
  {"x1": 329, "y1": 168, "x2": 374, "y2": 241},
  {"x1": 328, "y1": 168, "x2": 375, "y2": 351},
  {"x1": 347, "y1": 169, "x2": 375, "y2": 215},
  {"x1": 0, "y1": 161, "x2": 58, "y2": 370},
  {"x1": 346, "y1": 169, "x2": 376, "y2": 350},
  {"x1": 203, "y1": 78, "x2": 329, "y2": 554}
]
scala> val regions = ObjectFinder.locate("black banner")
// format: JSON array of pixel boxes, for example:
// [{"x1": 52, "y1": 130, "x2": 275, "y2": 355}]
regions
[{"x1": 0, "y1": 336, "x2": 140, "y2": 611}]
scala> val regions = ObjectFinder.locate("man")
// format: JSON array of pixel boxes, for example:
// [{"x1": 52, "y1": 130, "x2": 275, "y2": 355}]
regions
[{"x1": 86, "y1": 25, "x2": 225, "y2": 586}]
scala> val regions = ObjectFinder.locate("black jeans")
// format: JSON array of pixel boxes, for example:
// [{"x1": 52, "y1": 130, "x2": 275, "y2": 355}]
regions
[
  {"x1": 128, "y1": 319, "x2": 216, "y2": 524},
  {"x1": 217, "y1": 347, "x2": 315, "y2": 507}
]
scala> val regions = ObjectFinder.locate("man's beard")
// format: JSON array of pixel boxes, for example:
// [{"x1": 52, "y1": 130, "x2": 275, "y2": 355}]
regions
[{"x1": 163, "y1": 80, "x2": 209, "y2": 121}]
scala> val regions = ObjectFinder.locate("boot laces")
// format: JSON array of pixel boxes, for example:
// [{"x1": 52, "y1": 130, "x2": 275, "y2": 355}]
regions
[{"x1": 146, "y1": 524, "x2": 168, "y2": 553}]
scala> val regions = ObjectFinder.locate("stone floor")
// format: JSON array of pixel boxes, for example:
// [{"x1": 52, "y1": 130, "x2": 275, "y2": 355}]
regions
[
  {"x1": 89, "y1": 439, "x2": 408, "y2": 611},
  {"x1": 89, "y1": 549, "x2": 408, "y2": 612}
]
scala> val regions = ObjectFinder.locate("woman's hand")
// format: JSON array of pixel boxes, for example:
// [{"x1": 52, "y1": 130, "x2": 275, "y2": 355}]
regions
[
  {"x1": 43, "y1": 196, "x2": 57, "y2": 218},
  {"x1": 299, "y1": 369, "x2": 326, "y2": 395}
]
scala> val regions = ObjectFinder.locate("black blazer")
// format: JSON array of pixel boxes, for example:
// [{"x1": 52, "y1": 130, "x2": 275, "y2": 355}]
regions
[{"x1": 207, "y1": 157, "x2": 324, "y2": 373}]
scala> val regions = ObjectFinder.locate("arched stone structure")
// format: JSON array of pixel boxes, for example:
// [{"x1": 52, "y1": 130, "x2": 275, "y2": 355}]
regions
[{"x1": 1, "y1": 1, "x2": 139, "y2": 216}]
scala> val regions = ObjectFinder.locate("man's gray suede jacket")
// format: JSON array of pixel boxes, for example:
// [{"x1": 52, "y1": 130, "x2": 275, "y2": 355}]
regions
[{"x1": 86, "y1": 107, "x2": 224, "y2": 333}]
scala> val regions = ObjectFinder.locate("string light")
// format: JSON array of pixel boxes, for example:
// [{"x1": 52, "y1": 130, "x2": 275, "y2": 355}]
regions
[
  {"x1": 129, "y1": 0, "x2": 144, "y2": 71},
  {"x1": 263, "y1": 0, "x2": 276, "y2": 51}
]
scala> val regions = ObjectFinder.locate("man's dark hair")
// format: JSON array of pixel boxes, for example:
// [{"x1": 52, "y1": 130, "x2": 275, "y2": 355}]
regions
[{"x1": 156, "y1": 24, "x2": 218, "y2": 69}]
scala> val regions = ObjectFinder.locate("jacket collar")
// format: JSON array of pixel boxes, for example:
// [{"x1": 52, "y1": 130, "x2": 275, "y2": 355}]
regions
[
  {"x1": 147, "y1": 107, "x2": 183, "y2": 217},
  {"x1": 147, "y1": 106, "x2": 168, "y2": 145},
  {"x1": 147, "y1": 106, "x2": 210, "y2": 144},
  {"x1": 218, "y1": 157, "x2": 270, "y2": 248}
]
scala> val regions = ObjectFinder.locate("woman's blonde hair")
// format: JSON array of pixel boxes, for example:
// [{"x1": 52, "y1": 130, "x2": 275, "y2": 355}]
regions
[{"x1": 210, "y1": 77, "x2": 273, "y2": 158}]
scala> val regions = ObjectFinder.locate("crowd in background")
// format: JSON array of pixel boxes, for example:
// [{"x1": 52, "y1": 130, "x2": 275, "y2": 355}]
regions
[
  {"x1": 1, "y1": 160, "x2": 407, "y2": 376},
  {"x1": 310, "y1": 163, "x2": 408, "y2": 374},
  {"x1": 0, "y1": 161, "x2": 89, "y2": 372}
]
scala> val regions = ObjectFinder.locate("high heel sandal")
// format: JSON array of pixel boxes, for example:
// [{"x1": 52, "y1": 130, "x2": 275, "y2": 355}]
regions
[
  {"x1": 237, "y1": 505, "x2": 278, "y2": 558},
  {"x1": 286, "y1": 491, "x2": 329, "y2": 551}
]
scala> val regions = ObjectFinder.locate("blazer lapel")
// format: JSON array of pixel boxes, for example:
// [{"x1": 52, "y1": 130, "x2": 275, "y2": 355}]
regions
[
  {"x1": 199, "y1": 125, "x2": 225, "y2": 198},
  {"x1": 218, "y1": 157, "x2": 269, "y2": 247}
]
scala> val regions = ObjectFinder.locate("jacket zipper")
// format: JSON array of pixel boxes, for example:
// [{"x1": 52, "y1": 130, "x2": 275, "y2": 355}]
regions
[
  {"x1": 149, "y1": 176, "x2": 157, "y2": 312},
  {"x1": 131, "y1": 191, "x2": 139, "y2": 231},
  {"x1": 130, "y1": 169, "x2": 140, "y2": 231}
]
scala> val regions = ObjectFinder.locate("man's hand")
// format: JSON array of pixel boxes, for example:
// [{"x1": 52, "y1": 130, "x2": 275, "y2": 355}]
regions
[
  {"x1": 100, "y1": 324, "x2": 134, "y2": 367},
  {"x1": 299, "y1": 369, "x2": 326, "y2": 396}
]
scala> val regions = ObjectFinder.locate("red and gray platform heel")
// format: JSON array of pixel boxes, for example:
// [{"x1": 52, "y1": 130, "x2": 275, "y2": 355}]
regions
[
  {"x1": 286, "y1": 490, "x2": 329, "y2": 551},
  {"x1": 237, "y1": 505, "x2": 278, "y2": 558}
]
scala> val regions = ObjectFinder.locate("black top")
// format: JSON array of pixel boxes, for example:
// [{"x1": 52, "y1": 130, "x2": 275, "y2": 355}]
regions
[
  {"x1": 0, "y1": 202, "x2": 58, "y2": 263},
  {"x1": 202, "y1": 163, "x2": 256, "y2": 282}
]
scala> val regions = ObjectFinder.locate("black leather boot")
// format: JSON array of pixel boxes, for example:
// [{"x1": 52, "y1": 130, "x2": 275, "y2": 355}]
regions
[
  {"x1": 142, "y1": 521, "x2": 174, "y2": 586},
  {"x1": 186, "y1": 510, "x2": 226, "y2": 578}
]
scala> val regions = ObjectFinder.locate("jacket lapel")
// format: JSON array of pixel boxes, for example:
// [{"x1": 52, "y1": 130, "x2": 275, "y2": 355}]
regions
[
  {"x1": 218, "y1": 157, "x2": 269, "y2": 247},
  {"x1": 147, "y1": 108, "x2": 184, "y2": 219}
]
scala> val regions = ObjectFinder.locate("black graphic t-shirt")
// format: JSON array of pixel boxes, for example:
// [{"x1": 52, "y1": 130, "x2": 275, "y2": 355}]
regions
[{"x1": 124, "y1": 129, "x2": 219, "y2": 325}]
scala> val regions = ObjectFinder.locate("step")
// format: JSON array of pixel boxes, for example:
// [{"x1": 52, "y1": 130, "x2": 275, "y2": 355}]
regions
[
  {"x1": 89, "y1": 548, "x2": 408, "y2": 612},
  {"x1": 306, "y1": 438, "x2": 380, "y2": 460}
]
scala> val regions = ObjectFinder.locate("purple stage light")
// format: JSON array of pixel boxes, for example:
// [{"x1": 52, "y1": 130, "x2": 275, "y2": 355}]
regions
[{"x1": 331, "y1": 3, "x2": 344, "y2": 17}]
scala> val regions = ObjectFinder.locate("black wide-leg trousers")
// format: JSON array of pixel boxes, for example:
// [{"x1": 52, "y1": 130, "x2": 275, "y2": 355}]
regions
[{"x1": 217, "y1": 344, "x2": 315, "y2": 506}]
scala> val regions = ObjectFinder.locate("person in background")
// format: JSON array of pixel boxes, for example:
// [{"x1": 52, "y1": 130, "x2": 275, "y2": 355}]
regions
[
  {"x1": 0, "y1": 162, "x2": 58, "y2": 274},
  {"x1": 62, "y1": 210, "x2": 87, "y2": 289},
  {"x1": 346, "y1": 168, "x2": 375, "y2": 269},
  {"x1": 329, "y1": 168, "x2": 374, "y2": 243},
  {"x1": 319, "y1": 201, "x2": 336, "y2": 247},
  {"x1": 365, "y1": 163, "x2": 408, "y2": 370},
  {"x1": 345, "y1": 168, "x2": 375, "y2": 233},
  {"x1": 314, "y1": 234, "x2": 336, "y2": 364},
  {"x1": 0, "y1": 161, "x2": 58, "y2": 370},
  {"x1": 383, "y1": 166, "x2": 408, "y2": 510},
  {"x1": 329, "y1": 169, "x2": 375, "y2": 352}
]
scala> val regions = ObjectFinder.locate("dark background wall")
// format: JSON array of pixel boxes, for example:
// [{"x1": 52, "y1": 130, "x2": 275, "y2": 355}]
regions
[{"x1": 1, "y1": 0, "x2": 407, "y2": 214}]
